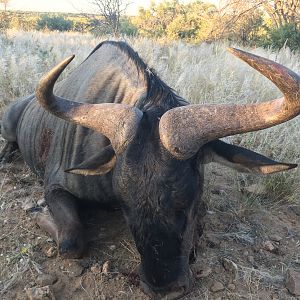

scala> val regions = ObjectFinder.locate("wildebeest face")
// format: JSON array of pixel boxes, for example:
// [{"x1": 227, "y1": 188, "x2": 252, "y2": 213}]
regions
[{"x1": 112, "y1": 111, "x2": 202, "y2": 297}]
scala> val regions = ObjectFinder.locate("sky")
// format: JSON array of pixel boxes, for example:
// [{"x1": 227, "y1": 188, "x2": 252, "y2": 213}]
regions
[
  {"x1": 6, "y1": 0, "x2": 146, "y2": 14},
  {"x1": 5, "y1": 0, "x2": 219, "y2": 15}
]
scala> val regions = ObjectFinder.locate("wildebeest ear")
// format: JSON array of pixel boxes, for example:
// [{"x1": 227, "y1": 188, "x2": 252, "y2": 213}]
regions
[
  {"x1": 202, "y1": 140, "x2": 297, "y2": 174},
  {"x1": 65, "y1": 145, "x2": 116, "y2": 176}
]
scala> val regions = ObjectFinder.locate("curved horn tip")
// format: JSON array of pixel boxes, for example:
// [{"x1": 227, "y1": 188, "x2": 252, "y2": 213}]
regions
[
  {"x1": 287, "y1": 163, "x2": 298, "y2": 170},
  {"x1": 227, "y1": 47, "x2": 248, "y2": 58},
  {"x1": 37, "y1": 55, "x2": 75, "y2": 89},
  {"x1": 49, "y1": 55, "x2": 76, "y2": 76},
  {"x1": 35, "y1": 55, "x2": 76, "y2": 108},
  {"x1": 227, "y1": 47, "x2": 237, "y2": 53},
  {"x1": 54, "y1": 55, "x2": 76, "y2": 73},
  {"x1": 63, "y1": 55, "x2": 76, "y2": 65}
]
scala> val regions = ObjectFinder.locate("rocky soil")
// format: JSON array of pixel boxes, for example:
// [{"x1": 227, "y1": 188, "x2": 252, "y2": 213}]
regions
[{"x1": 0, "y1": 152, "x2": 299, "y2": 300}]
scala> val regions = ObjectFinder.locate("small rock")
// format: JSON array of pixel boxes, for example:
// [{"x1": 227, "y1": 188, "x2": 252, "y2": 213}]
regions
[
  {"x1": 64, "y1": 260, "x2": 84, "y2": 277},
  {"x1": 109, "y1": 245, "x2": 116, "y2": 251},
  {"x1": 44, "y1": 247, "x2": 57, "y2": 258},
  {"x1": 286, "y1": 269, "x2": 300, "y2": 296},
  {"x1": 222, "y1": 258, "x2": 238, "y2": 280},
  {"x1": 243, "y1": 250, "x2": 249, "y2": 256},
  {"x1": 210, "y1": 281, "x2": 224, "y2": 292},
  {"x1": 269, "y1": 234, "x2": 282, "y2": 242},
  {"x1": 25, "y1": 285, "x2": 55, "y2": 300},
  {"x1": 248, "y1": 255, "x2": 255, "y2": 264},
  {"x1": 195, "y1": 267, "x2": 212, "y2": 279},
  {"x1": 263, "y1": 241, "x2": 275, "y2": 252},
  {"x1": 37, "y1": 198, "x2": 46, "y2": 206},
  {"x1": 23, "y1": 199, "x2": 35, "y2": 211},
  {"x1": 36, "y1": 274, "x2": 57, "y2": 287},
  {"x1": 227, "y1": 283, "x2": 236, "y2": 291},
  {"x1": 102, "y1": 261, "x2": 111, "y2": 275},
  {"x1": 91, "y1": 263, "x2": 102, "y2": 274}
]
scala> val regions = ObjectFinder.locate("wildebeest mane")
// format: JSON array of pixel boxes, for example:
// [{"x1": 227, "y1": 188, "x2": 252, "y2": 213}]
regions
[{"x1": 86, "y1": 41, "x2": 188, "y2": 111}]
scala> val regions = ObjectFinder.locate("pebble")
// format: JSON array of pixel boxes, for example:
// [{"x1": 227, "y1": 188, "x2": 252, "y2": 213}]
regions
[
  {"x1": 36, "y1": 274, "x2": 57, "y2": 287},
  {"x1": 227, "y1": 283, "x2": 236, "y2": 291},
  {"x1": 210, "y1": 280, "x2": 224, "y2": 292},
  {"x1": 64, "y1": 260, "x2": 84, "y2": 277},
  {"x1": 263, "y1": 241, "x2": 275, "y2": 252},
  {"x1": 37, "y1": 198, "x2": 46, "y2": 206},
  {"x1": 269, "y1": 234, "x2": 282, "y2": 242},
  {"x1": 195, "y1": 267, "x2": 212, "y2": 279},
  {"x1": 109, "y1": 245, "x2": 116, "y2": 251},
  {"x1": 285, "y1": 269, "x2": 300, "y2": 296},
  {"x1": 25, "y1": 285, "x2": 55, "y2": 300},
  {"x1": 91, "y1": 263, "x2": 102, "y2": 274},
  {"x1": 247, "y1": 255, "x2": 256, "y2": 265},
  {"x1": 102, "y1": 261, "x2": 111, "y2": 275},
  {"x1": 44, "y1": 247, "x2": 57, "y2": 258},
  {"x1": 222, "y1": 258, "x2": 238, "y2": 280},
  {"x1": 22, "y1": 199, "x2": 35, "y2": 211}
]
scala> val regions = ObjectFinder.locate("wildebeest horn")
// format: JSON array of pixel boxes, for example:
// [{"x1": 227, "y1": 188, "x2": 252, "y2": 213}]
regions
[
  {"x1": 159, "y1": 48, "x2": 300, "y2": 159},
  {"x1": 35, "y1": 55, "x2": 143, "y2": 153}
]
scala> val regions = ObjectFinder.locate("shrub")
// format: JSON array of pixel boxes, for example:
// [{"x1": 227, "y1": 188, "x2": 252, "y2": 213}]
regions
[
  {"x1": 120, "y1": 18, "x2": 138, "y2": 36},
  {"x1": 260, "y1": 24, "x2": 300, "y2": 51},
  {"x1": 36, "y1": 15, "x2": 73, "y2": 32}
]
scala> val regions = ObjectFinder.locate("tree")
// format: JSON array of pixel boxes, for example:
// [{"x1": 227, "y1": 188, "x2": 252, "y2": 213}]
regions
[
  {"x1": 0, "y1": 0, "x2": 9, "y2": 12},
  {"x1": 0, "y1": 0, "x2": 10, "y2": 32},
  {"x1": 132, "y1": 0, "x2": 217, "y2": 42},
  {"x1": 90, "y1": 0, "x2": 131, "y2": 36},
  {"x1": 213, "y1": 0, "x2": 264, "y2": 44},
  {"x1": 260, "y1": 0, "x2": 300, "y2": 28},
  {"x1": 216, "y1": 0, "x2": 300, "y2": 46},
  {"x1": 220, "y1": 0, "x2": 300, "y2": 29}
]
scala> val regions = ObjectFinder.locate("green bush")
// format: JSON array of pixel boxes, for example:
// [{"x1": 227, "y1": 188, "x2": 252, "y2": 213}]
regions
[
  {"x1": 36, "y1": 15, "x2": 73, "y2": 31},
  {"x1": 120, "y1": 18, "x2": 138, "y2": 36},
  {"x1": 260, "y1": 24, "x2": 300, "y2": 51}
]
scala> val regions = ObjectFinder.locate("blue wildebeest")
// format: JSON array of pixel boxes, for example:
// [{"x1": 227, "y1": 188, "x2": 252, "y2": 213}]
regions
[{"x1": 1, "y1": 41, "x2": 299, "y2": 299}]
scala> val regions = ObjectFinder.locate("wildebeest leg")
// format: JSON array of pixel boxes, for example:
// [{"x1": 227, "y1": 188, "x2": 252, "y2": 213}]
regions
[
  {"x1": 0, "y1": 141, "x2": 19, "y2": 163},
  {"x1": 42, "y1": 187, "x2": 84, "y2": 258}
]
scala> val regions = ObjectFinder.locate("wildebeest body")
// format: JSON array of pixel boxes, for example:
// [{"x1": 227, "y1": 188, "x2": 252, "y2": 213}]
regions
[{"x1": 1, "y1": 41, "x2": 299, "y2": 299}]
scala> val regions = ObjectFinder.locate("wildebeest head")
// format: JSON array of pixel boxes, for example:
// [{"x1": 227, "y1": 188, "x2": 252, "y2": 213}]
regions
[{"x1": 35, "y1": 42, "x2": 299, "y2": 298}]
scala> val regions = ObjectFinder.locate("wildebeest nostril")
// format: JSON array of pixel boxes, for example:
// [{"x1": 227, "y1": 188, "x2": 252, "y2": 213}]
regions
[
  {"x1": 140, "y1": 281, "x2": 189, "y2": 300},
  {"x1": 161, "y1": 286, "x2": 186, "y2": 300},
  {"x1": 139, "y1": 268, "x2": 193, "y2": 300}
]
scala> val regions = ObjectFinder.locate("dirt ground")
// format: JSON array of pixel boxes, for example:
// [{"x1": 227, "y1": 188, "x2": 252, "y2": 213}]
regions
[{"x1": 0, "y1": 150, "x2": 299, "y2": 299}]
